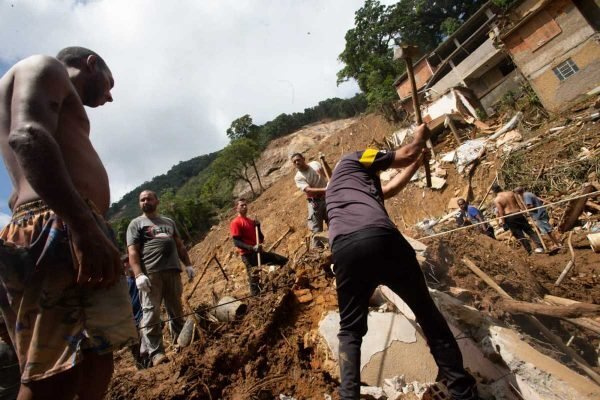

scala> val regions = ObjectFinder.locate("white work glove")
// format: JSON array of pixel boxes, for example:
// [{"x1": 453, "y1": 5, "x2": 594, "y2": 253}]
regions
[
  {"x1": 135, "y1": 274, "x2": 151, "y2": 293},
  {"x1": 185, "y1": 265, "x2": 195, "y2": 281}
]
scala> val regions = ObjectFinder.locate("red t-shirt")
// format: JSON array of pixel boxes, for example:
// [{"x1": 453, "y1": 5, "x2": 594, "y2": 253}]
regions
[{"x1": 230, "y1": 215, "x2": 260, "y2": 255}]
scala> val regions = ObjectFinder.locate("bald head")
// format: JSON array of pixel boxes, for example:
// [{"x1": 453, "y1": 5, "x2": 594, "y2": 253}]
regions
[{"x1": 139, "y1": 190, "x2": 159, "y2": 215}]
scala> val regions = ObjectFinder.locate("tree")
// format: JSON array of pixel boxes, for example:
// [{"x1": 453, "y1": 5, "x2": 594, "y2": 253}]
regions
[
  {"x1": 337, "y1": 0, "x2": 486, "y2": 118},
  {"x1": 226, "y1": 114, "x2": 258, "y2": 142},
  {"x1": 212, "y1": 138, "x2": 262, "y2": 198}
]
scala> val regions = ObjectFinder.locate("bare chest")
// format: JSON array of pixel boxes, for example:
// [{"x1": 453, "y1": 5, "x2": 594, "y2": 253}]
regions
[{"x1": 56, "y1": 97, "x2": 110, "y2": 212}]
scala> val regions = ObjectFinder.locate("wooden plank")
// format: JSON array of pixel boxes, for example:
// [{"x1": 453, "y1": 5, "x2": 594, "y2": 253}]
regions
[
  {"x1": 463, "y1": 257, "x2": 600, "y2": 386},
  {"x1": 500, "y1": 299, "x2": 600, "y2": 318}
]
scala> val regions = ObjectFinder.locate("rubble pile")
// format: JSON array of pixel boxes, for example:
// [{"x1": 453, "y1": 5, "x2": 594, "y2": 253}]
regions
[{"x1": 108, "y1": 99, "x2": 600, "y2": 399}]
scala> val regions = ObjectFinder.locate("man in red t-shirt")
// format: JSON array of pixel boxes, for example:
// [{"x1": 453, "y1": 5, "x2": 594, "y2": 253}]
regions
[{"x1": 230, "y1": 198, "x2": 288, "y2": 295}]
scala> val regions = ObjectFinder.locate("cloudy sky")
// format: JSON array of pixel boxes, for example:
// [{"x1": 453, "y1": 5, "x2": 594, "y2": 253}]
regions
[{"x1": 0, "y1": 0, "x2": 392, "y2": 224}]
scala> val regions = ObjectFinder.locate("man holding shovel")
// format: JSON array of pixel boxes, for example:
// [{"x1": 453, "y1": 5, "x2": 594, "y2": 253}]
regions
[
  {"x1": 292, "y1": 152, "x2": 332, "y2": 249},
  {"x1": 230, "y1": 198, "x2": 288, "y2": 295},
  {"x1": 326, "y1": 125, "x2": 479, "y2": 400}
]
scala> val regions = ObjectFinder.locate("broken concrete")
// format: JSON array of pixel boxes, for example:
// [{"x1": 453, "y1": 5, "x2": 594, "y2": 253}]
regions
[{"x1": 318, "y1": 311, "x2": 417, "y2": 371}]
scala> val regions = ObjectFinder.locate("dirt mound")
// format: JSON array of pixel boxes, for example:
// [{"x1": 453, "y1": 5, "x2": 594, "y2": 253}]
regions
[{"x1": 108, "y1": 109, "x2": 600, "y2": 399}]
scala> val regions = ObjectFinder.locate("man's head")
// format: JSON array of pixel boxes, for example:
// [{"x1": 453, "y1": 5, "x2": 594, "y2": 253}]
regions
[
  {"x1": 513, "y1": 186, "x2": 524, "y2": 195},
  {"x1": 291, "y1": 153, "x2": 307, "y2": 170},
  {"x1": 56, "y1": 46, "x2": 114, "y2": 108},
  {"x1": 457, "y1": 198, "x2": 468, "y2": 211},
  {"x1": 235, "y1": 198, "x2": 248, "y2": 216},
  {"x1": 139, "y1": 190, "x2": 159, "y2": 214},
  {"x1": 491, "y1": 183, "x2": 503, "y2": 194}
]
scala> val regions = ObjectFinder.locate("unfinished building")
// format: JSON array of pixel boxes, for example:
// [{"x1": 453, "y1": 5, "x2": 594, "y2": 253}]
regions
[{"x1": 499, "y1": 0, "x2": 600, "y2": 112}]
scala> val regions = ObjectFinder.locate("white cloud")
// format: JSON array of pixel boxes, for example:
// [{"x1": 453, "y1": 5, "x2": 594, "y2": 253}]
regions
[
  {"x1": 0, "y1": 0, "x2": 385, "y2": 202},
  {"x1": 0, "y1": 211, "x2": 11, "y2": 227}
]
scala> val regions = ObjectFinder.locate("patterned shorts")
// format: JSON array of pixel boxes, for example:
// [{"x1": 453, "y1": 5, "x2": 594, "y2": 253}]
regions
[{"x1": 0, "y1": 201, "x2": 138, "y2": 382}]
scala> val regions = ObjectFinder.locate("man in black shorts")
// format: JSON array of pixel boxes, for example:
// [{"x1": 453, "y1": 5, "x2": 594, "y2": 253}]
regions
[{"x1": 326, "y1": 124, "x2": 479, "y2": 400}]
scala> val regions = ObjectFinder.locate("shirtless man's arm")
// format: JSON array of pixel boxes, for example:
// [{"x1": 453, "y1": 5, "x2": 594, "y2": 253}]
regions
[{"x1": 7, "y1": 57, "x2": 120, "y2": 287}]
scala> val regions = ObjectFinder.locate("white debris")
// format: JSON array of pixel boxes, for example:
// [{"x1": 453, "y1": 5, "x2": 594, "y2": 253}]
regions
[
  {"x1": 495, "y1": 129, "x2": 522, "y2": 148},
  {"x1": 489, "y1": 112, "x2": 523, "y2": 140},
  {"x1": 441, "y1": 151, "x2": 456, "y2": 162},
  {"x1": 454, "y1": 139, "x2": 486, "y2": 172},
  {"x1": 360, "y1": 386, "x2": 386, "y2": 399},
  {"x1": 383, "y1": 375, "x2": 406, "y2": 398},
  {"x1": 279, "y1": 395, "x2": 296, "y2": 400}
]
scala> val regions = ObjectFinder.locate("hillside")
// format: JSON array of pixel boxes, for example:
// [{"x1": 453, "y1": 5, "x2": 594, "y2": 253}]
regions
[
  {"x1": 107, "y1": 97, "x2": 600, "y2": 399},
  {"x1": 107, "y1": 152, "x2": 220, "y2": 220}
]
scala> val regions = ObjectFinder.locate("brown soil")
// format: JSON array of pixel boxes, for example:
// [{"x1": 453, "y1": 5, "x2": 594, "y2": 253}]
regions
[{"x1": 108, "y1": 106, "x2": 600, "y2": 399}]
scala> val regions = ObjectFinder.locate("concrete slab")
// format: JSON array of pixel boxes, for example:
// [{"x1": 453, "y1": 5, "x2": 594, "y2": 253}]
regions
[{"x1": 318, "y1": 311, "x2": 417, "y2": 371}]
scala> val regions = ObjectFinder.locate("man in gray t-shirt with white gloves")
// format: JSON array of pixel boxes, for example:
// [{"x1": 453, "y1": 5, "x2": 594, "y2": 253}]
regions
[
  {"x1": 292, "y1": 152, "x2": 332, "y2": 249},
  {"x1": 126, "y1": 190, "x2": 195, "y2": 367}
]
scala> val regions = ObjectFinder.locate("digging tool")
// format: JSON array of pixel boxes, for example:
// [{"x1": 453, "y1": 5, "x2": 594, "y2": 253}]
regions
[
  {"x1": 255, "y1": 221, "x2": 262, "y2": 268},
  {"x1": 267, "y1": 225, "x2": 295, "y2": 253},
  {"x1": 394, "y1": 43, "x2": 432, "y2": 187},
  {"x1": 514, "y1": 194, "x2": 548, "y2": 252},
  {"x1": 212, "y1": 255, "x2": 228, "y2": 281},
  {"x1": 318, "y1": 152, "x2": 330, "y2": 181}
]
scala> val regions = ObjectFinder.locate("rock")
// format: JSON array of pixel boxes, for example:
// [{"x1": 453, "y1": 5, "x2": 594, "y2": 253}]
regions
[
  {"x1": 294, "y1": 289, "x2": 313, "y2": 303},
  {"x1": 447, "y1": 287, "x2": 474, "y2": 302},
  {"x1": 360, "y1": 386, "x2": 386, "y2": 399}
]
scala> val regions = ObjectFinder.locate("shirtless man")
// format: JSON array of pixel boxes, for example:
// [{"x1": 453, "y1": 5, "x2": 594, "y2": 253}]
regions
[
  {"x1": 492, "y1": 184, "x2": 543, "y2": 254},
  {"x1": 0, "y1": 47, "x2": 137, "y2": 399}
]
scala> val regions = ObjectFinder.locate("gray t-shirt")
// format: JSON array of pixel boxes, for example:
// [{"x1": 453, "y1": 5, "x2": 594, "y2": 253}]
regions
[
  {"x1": 295, "y1": 161, "x2": 327, "y2": 196},
  {"x1": 326, "y1": 149, "x2": 397, "y2": 244},
  {"x1": 126, "y1": 215, "x2": 182, "y2": 273}
]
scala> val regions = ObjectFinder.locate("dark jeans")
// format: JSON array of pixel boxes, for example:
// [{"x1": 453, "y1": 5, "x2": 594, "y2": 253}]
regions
[
  {"x1": 241, "y1": 252, "x2": 288, "y2": 295},
  {"x1": 332, "y1": 229, "x2": 478, "y2": 400},
  {"x1": 505, "y1": 214, "x2": 542, "y2": 254}
]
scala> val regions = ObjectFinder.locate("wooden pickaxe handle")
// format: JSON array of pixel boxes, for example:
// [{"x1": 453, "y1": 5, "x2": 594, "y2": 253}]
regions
[
  {"x1": 405, "y1": 59, "x2": 432, "y2": 188},
  {"x1": 255, "y1": 224, "x2": 262, "y2": 268}
]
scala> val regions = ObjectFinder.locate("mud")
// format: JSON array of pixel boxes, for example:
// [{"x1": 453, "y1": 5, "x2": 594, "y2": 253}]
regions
[{"x1": 108, "y1": 108, "x2": 599, "y2": 399}]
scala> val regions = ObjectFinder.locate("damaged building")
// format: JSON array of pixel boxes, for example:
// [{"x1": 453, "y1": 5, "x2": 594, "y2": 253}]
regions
[
  {"x1": 499, "y1": 0, "x2": 600, "y2": 112},
  {"x1": 394, "y1": 0, "x2": 600, "y2": 118}
]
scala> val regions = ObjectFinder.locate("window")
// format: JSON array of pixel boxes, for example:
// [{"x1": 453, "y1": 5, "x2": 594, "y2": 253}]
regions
[{"x1": 553, "y1": 59, "x2": 579, "y2": 81}]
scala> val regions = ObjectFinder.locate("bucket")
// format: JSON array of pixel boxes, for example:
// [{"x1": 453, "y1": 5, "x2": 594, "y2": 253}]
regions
[
  {"x1": 212, "y1": 296, "x2": 247, "y2": 322},
  {"x1": 588, "y1": 232, "x2": 600, "y2": 253}
]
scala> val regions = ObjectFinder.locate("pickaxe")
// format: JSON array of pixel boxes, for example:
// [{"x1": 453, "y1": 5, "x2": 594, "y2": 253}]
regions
[{"x1": 394, "y1": 43, "x2": 433, "y2": 187}]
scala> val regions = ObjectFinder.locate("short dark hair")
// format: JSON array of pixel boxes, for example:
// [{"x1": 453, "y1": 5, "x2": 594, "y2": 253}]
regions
[
  {"x1": 235, "y1": 197, "x2": 247, "y2": 206},
  {"x1": 491, "y1": 183, "x2": 503, "y2": 193},
  {"x1": 290, "y1": 153, "x2": 304, "y2": 160},
  {"x1": 56, "y1": 46, "x2": 108, "y2": 69},
  {"x1": 457, "y1": 198, "x2": 466, "y2": 204},
  {"x1": 140, "y1": 189, "x2": 158, "y2": 200}
]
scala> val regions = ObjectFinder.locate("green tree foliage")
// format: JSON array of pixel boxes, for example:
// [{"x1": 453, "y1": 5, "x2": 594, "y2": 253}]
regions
[
  {"x1": 226, "y1": 114, "x2": 259, "y2": 141},
  {"x1": 108, "y1": 95, "x2": 367, "y2": 245},
  {"x1": 337, "y1": 0, "x2": 486, "y2": 118},
  {"x1": 212, "y1": 138, "x2": 262, "y2": 198},
  {"x1": 107, "y1": 152, "x2": 219, "y2": 220}
]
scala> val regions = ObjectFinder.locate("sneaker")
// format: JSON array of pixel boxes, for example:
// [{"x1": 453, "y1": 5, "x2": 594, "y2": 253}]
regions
[
  {"x1": 151, "y1": 352, "x2": 169, "y2": 367},
  {"x1": 534, "y1": 248, "x2": 545, "y2": 254}
]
